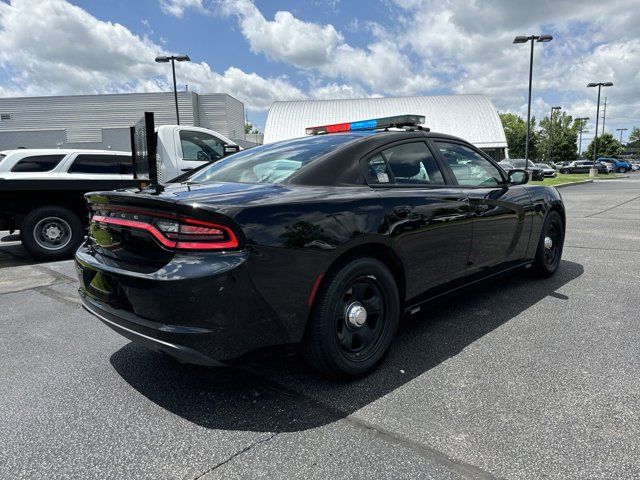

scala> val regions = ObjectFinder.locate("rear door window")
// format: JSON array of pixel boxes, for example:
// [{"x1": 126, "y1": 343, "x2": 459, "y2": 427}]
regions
[
  {"x1": 11, "y1": 154, "x2": 65, "y2": 172},
  {"x1": 366, "y1": 142, "x2": 445, "y2": 185},
  {"x1": 68, "y1": 154, "x2": 123, "y2": 174}
]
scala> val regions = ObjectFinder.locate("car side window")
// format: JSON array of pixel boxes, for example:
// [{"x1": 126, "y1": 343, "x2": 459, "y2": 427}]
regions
[
  {"x1": 366, "y1": 142, "x2": 445, "y2": 185},
  {"x1": 11, "y1": 154, "x2": 65, "y2": 172},
  {"x1": 180, "y1": 130, "x2": 225, "y2": 162},
  {"x1": 68, "y1": 154, "x2": 123, "y2": 174},
  {"x1": 435, "y1": 141, "x2": 504, "y2": 187}
]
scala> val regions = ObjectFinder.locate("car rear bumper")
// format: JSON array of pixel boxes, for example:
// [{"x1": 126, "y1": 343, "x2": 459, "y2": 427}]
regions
[{"x1": 75, "y1": 244, "x2": 293, "y2": 364}]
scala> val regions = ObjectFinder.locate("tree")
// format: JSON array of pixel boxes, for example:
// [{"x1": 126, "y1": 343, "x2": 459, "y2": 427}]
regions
[
  {"x1": 584, "y1": 133, "x2": 624, "y2": 159},
  {"x1": 499, "y1": 113, "x2": 539, "y2": 159},
  {"x1": 244, "y1": 122, "x2": 260, "y2": 134},
  {"x1": 629, "y1": 126, "x2": 640, "y2": 144},
  {"x1": 538, "y1": 111, "x2": 579, "y2": 163}
]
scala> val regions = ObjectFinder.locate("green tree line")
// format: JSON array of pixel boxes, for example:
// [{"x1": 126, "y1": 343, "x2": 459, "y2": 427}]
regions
[{"x1": 499, "y1": 111, "x2": 626, "y2": 161}]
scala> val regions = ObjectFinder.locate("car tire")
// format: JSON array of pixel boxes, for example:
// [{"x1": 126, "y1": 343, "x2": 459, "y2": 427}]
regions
[
  {"x1": 20, "y1": 206, "x2": 85, "y2": 261},
  {"x1": 560, "y1": 169, "x2": 568, "y2": 174},
  {"x1": 531, "y1": 210, "x2": 564, "y2": 278},
  {"x1": 301, "y1": 257, "x2": 400, "y2": 378},
  {"x1": 617, "y1": 167, "x2": 627, "y2": 173}
]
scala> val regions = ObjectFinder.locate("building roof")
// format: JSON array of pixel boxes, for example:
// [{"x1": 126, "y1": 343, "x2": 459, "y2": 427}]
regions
[{"x1": 263, "y1": 94, "x2": 507, "y2": 149}]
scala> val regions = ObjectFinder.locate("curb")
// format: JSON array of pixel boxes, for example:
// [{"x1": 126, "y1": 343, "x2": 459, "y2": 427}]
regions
[{"x1": 553, "y1": 179, "x2": 594, "y2": 189}]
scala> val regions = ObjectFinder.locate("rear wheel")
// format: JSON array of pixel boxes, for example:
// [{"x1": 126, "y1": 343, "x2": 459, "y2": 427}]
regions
[
  {"x1": 617, "y1": 167, "x2": 627, "y2": 173},
  {"x1": 531, "y1": 211, "x2": 564, "y2": 277},
  {"x1": 560, "y1": 169, "x2": 569, "y2": 174},
  {"x1": 21, "y1": 206, "x2": 85, "y2": 261},
  {"x1": 301, "y1": 257, "x2": 399, "y2": 378}
]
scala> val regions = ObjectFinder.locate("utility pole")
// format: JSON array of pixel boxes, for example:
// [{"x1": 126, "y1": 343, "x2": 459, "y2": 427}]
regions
[
  {"x1": 601, "y1": 97, "x2": 607, "y2": 133},
  {"x1": 576, "y1": 117, "x2": 589, "y2": 158}
]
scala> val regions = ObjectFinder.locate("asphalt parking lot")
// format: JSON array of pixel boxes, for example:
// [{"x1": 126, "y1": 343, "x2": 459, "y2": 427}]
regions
[{"x1": 1, "y1": 177, "x2": 639, "y2": 480}]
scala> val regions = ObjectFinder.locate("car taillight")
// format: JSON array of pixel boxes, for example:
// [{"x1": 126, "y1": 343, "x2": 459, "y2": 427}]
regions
[{"x1": 91, "y1": 209, "x2": 239, "y2": 251}]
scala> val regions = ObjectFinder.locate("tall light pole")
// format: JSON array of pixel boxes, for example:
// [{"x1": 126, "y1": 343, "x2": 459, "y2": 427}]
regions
[
  {"x1": 547, "y1": 105, "x2": 561, "y2": 163},
  {"x1": 601, "y1": 97, "x2": 608, "y2": 132},
  {"x1": 616, "y1": 127, "x2": 627, "y2": 143},
  {"x1": 513, "y1": 34, "x2": 553, "y2": 170},
  {"x1": 587, "y1": 82, "x2": 613, "y2": 165},
  {"x1": 576, "y1": 117, "x2": 589, "y2": 158},
  {"x1": 155, "y1": 54, "x2": 191, "y2": 125}
]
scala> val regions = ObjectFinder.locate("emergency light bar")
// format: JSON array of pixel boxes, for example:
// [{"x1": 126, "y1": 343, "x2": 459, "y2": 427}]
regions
[{"x1": 305, "y1": 114, "x2": 426, "y2": 135}]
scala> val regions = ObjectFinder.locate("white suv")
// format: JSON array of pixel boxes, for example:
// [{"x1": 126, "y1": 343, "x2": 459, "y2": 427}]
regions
[{"x1": 0, "y1": 149, "x2": 132, "y2": 179}]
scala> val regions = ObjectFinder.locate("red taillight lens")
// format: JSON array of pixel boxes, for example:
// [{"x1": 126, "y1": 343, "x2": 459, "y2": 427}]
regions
[{"x1": 91, "y1": 209, "x2": 239, "y2": 251}]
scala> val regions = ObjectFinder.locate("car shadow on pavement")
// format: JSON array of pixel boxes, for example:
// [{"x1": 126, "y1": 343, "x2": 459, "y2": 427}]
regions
[{"x1": 110, "y1": 259, "x2": 584, "y2": 433}]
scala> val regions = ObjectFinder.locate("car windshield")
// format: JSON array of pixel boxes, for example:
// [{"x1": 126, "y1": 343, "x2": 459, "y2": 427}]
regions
[
  {"x1": 186, "y1": 134, "x2": 365, "y2": 184},
  {"x1": 510, "y1": 159, "x2": 536, "y2": 169},
  {"x1": 537, "y1": 163, "x2": 551, "y2": 169}
]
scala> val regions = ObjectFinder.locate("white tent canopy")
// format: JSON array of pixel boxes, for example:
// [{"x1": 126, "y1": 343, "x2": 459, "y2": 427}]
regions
[{"x1": 263, "y1": 94, "x2": 507, "y2": 151}]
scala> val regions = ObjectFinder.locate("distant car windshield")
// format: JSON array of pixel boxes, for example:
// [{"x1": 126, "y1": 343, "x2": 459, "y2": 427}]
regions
[
  {"x1": 187, "y1": 134, "x2": 365, "y2": 184},
  {"x1": 537, "y1": 163, "x2": 552, "y2": 169}
]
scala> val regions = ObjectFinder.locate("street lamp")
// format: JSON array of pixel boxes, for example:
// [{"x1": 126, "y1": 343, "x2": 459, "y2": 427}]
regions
[
  {"x1": 513, "y1": 34, "x2": 553, "y2": 170},
  {"x1": 587, "y1": 82, "x2": 613, "y2": 166},
  {"x1": 547, "y1": 105, "x2": 561, "y2": 163},
  {"x1": 576, "y1": 117, "x2": 589, "y2": 158},
  {"x1": 616, "y1": 127, "x2": 628, "y2": 143},
  {"x1": 155, "y1": 54, "x2": 191, "y2": 125}
]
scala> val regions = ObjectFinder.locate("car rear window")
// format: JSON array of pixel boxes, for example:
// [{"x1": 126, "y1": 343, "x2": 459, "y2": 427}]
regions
[
  {"x1": 187, "y1": 134, "x2": 365, "y2": 184},
  {"x1": 11, "y1": 154, "x2": 65, "y2": 172},
  {"x1": 69, "y1": 154, "x2": 130, "y2": 174}
]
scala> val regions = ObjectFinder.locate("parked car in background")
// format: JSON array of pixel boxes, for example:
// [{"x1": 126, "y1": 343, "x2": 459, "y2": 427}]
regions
[
  {"x1": 498, "y1": 160, "x2": 515, "y2": 171},
  {"x1": 535, "y1": 163, "x2": 557, "y2": 178},
  {"x1": 595, "y1": 160, "x2": 615, "y2": 174},
  {"x1": 597, "y1": 157, "x2": 632, "y2": 173},
  {"x1": 508, "y1": 159, "x2": 544, "y2": 180},
  {"x1": 559, "y1": 160, "x2": 608, "y2": 174}
]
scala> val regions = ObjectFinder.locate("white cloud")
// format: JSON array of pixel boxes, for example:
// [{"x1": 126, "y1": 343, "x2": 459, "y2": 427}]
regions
[
  {"x1": 219, "y1": 0, "x2": 435, "y2": 95},
  {"x1": 220, "y1": 0, "x2": 343, "y2": 68},
  {"x1": 0, "y1": 0, "x2": 304, "y2": 111},
  {"x1": 159, "y1": 0, "x2": 206, "y2": 18},
  {"x1": 390, "y1": 0, "x2": 640, "y2": 133}
]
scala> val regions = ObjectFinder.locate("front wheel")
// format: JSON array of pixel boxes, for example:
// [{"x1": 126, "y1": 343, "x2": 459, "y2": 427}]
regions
[
  {"x1": 20, "y1": 206, "x2": 85, "y2": 261},
  {"x1": 617, "y1": 167, "x2": 627, "y2": 173},
  {"x1": 531, "y1": 211, "x2": 564, "y2": 278},
  {"x1": 301, "y1": 257, "x2": 399, "y2": 378}
]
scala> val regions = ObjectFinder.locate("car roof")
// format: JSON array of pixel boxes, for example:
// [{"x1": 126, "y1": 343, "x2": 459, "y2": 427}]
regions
[{"x1": 1, "y1": 148, "x2": 130, "y2": 155}]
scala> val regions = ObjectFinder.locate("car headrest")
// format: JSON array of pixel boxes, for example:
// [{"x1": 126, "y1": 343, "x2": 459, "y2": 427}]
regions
[{"x1": 392, "y1": 161, "x2": 420, "y2": 178}]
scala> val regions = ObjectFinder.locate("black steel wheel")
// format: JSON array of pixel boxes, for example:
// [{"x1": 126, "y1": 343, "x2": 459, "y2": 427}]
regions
[
  {"x1": 302, "y1": 257, "x2": 399, "y2": 378},
  {"x1": 531, "y1": 210, "x2": 564, "y2": 277},
  {"x1": 21, "y1": 206, "x2": 84, "y2": 261}
]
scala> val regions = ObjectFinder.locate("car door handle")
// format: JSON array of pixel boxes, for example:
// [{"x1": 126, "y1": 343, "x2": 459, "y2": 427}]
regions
[{"x1": 393, "y1": 206, "x2": 411, "y2": 218}]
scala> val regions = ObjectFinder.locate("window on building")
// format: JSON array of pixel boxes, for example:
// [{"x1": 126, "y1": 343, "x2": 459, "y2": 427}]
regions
[
  {"x1": 0, "y1": 113, "x2": 12, "y2": 121},
  {"x1": 69, "y1": 154, "x2": 127, "y2": 174},
  {"x1": 179, "y1": 130, "x2": 225, "y2": 162},
  {"x1": 11, "y1": 154, "x2": 65, "y2": 172}
]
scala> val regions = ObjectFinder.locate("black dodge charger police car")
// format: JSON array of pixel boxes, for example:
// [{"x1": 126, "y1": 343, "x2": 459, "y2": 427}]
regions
[{"x1": 76, "y1": 115, "x2": 565, "y2": 378}]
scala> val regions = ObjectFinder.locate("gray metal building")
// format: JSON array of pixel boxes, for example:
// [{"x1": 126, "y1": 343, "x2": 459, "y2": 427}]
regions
[
  {"x1": 0, "y1": 91, "x2": 246, "y2": 151},
  {"x1": 264, "y1": 94, "x2": 508, "y2": 159}
]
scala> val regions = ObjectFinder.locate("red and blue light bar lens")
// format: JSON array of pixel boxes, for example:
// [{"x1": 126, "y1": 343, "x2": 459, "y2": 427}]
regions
[{"x1": 305, "y1": 114, "x2": 425, "y2": 135}]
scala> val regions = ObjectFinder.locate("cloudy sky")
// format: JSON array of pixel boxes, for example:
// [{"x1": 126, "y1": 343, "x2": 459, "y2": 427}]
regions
[{"x1": 0, "y1": 0, "x2": 638, "y2": 142}]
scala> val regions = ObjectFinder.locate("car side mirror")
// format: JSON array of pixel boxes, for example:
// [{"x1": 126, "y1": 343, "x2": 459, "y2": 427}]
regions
[
  {"x1": 223, "y1": 145, "x2": 240, "y2": 157},
  {"x1": 508, "y1": 169, "x2": 529, "y2": 185}
]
